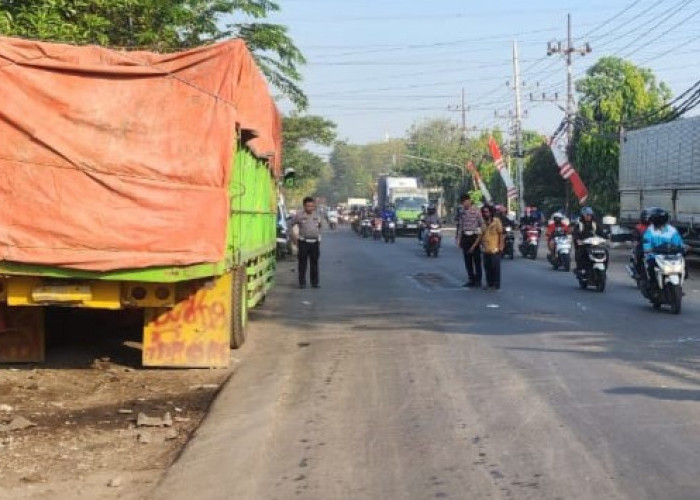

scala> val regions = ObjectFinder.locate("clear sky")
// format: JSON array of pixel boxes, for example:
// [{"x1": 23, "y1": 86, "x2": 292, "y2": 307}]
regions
[{"x1": 266, "y1": 0, "x2": 700, "y2": 144}]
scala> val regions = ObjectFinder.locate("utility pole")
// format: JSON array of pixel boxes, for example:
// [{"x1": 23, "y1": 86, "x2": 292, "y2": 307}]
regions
[
  {"x1": 448, "y1": 88, "x2": 470, "y2": 142},
  {"x1": 512, "y1": 40, "x2": 526, "y2": 218},
  {"x1": 546, "y1": 14, "x2": 591, "y2": 212}
]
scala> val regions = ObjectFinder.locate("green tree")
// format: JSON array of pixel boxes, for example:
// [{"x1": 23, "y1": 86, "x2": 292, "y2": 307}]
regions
[
  {"x1": 573, "y1": 56, "x2": 671, "y2": 214},
  {"x1": 0, "y1": 0, "x2": 307, "y2": 108},
  {"x1": 398, "y1": 119, "x2": 506, "y2": 209},
  {"x1": 282, "y1": 113, "x2": 337, "y2": 203},
  {"x1": 326, "y1": 139, "x2": 405, "y2": 205},
  {"x1": 523, "y1": 144, "x2": 566, "y2": 215}
]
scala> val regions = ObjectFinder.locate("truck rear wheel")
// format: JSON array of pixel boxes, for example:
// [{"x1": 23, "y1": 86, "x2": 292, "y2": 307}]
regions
[{"x1": 231, "y1": 266, "x2": 248, "y2": 349}]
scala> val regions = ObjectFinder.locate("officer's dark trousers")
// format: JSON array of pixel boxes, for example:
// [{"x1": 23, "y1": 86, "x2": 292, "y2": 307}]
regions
[
  {"x1": 298, "y1": 241, "x2": 320, "y2": 286},
  {"x1": 460, "y1": 234, "x2": 482, "y2": 285}
]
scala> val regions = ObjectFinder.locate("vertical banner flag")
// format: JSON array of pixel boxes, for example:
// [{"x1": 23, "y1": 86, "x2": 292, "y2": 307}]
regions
[
  {"x1": 488, "y1": 137, "x2": 518, "y2": 200},
  {"x1": 466, "y1": 161, "x2": 493, "y2": 204},
  {"x1": 549, "y1": 135, "x2": 589, "y2": 203}
]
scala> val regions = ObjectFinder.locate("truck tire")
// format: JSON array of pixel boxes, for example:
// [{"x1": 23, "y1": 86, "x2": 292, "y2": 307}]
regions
[{"x1": 231, "y1": 266, "x2": 248, "y2": 349}]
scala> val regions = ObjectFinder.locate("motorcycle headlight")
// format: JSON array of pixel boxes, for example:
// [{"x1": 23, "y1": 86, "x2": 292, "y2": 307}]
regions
[{"x1": 657, "y1": 256, "x2": 684, "y2": 274}]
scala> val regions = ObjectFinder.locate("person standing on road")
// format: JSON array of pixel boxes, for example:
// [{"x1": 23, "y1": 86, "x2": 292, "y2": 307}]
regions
[
  {"x1": 292, "y1": 197, "x2": 322, "y2": 289},
  {"x1": 456, "y1": 194, "x2": 484, "y2": 288},
  {"x1": 471, "y1": 205, "x2": 504, "y2": 290}
]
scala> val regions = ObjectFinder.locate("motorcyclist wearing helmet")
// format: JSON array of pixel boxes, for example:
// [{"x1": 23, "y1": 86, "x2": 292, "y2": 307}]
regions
[
  {"x1": 546, "y1": 212, "x2": 570, "y2": 258},
  {"x1": 381, "y1": 203, "x2": 397, "y2": 223},
  {"x1": 643, "y1": 209, "x2": 684, "y2": 281},
  {"x1": 519, "y1": 205, "x2": 541, "y2": 242},
  {"x1": 419, "y1": 204, "x2": 440, "y2": 243},
  {"x1": 572, "y1": 207, "x2": 605, "y2": 271},
  {"x1": 494, "y1": 204, "x2": 514, "y2": 229},
  {"x1": 633, "y1": 208, "x2": 653, "y2": 278}
]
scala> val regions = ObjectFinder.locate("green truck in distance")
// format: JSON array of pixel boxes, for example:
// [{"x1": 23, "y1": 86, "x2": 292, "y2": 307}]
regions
[{"x1": 377, "y1": 176, "x2": 429, "y2": 235}]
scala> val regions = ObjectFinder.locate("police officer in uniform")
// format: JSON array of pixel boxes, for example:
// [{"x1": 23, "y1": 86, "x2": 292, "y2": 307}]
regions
[{"x1": 292, "y1": 197, "x2": 322, "y2": 289}]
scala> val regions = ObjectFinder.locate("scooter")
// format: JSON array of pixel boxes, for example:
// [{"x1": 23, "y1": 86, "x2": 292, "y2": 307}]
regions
[
  {"x1": 372, "y1": 219, "x2": 382, "y2": 241},
  {"x1": 548, "y1": 228, "x2": 572, "y2": 271},
  {"x1": 640, "y1": 244, "x2": 685, "y2": 314},
  {"x1": 328, "y1": 215, "x2": 338, "y2": 230},
  {"x1": 503, "y1": 226, "x2": 515, "y2": 259},
  {"x1": 626, "y1": 246, "x2": 645, "y2": 289},
  {"x1": 424, "y1": 223, "x2": 442, "y2": 257},
  {"x1": 383, "y1": 220, "x2": 396, "y2": 243},
  {"x1": 518, "y1": 225, "x2": 540, "y2": 259},
  {"x1": 575, "y1": 236, "x2": 609, "y2": 292},
  {"x1": 360, "y1": 218, "x2": 372, "y2": 238}
]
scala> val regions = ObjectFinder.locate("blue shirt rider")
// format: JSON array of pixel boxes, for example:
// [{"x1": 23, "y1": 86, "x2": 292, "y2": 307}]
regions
[
  {"x1": 642, "y1": 209, "x2": 683, "y2": 255},
  {"x1": 381, "y1": 205, "x2": 397, "y2": 222},
  {"x1": 642, "y1": 208, "x2": 684, "y2": 283}
]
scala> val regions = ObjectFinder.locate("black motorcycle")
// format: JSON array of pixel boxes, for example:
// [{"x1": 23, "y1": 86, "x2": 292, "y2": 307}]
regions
[
  {"x1": 575, "y1": 236, "x2": 609, "y2": 292},
  {"x1": 360, "y1": 218, "x2": 373, "y2": 238},
  {"x1": 503, "y1": 226, "x2": 515, "y2": 259},
  {"x1": 382, "y1": 220, "x2": 396, "y2": 243}
]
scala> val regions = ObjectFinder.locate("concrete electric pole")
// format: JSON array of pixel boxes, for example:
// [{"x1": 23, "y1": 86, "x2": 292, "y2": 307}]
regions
[
  {"x1": 448, "y1": 88, "x2": 470, "y2": 142},
  {"x1": 546, "y1": 13, "x2": 591, "y2": 212},
  {"x1": 512, "y1": 40, "x2": 526, "y2": 218}
]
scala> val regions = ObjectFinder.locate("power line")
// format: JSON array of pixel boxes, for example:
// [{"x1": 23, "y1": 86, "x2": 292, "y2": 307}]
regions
[{"x1": 611, "y1": 0, "x2": 696, "y2": 56}]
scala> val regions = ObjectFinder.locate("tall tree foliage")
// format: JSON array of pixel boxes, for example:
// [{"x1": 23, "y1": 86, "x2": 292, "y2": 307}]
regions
[
  {"x1": 398, "y1": 119, "x2": 505, "y2": 208},
  {"x1": 282, "y1": 113, "x2": 337, "y2": 204},
  {"x1": 573, "y1": 56, "x2": 671, "y2": 214},
  {"x1": 0, "y1": 0, "x2": 307, "y2": 108},
  {"x1": 326, "y1": 139, "x2": 405, "y2": 205}
]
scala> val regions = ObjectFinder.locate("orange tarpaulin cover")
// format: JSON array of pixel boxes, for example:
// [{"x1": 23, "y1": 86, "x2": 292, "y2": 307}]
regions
[{"x1": 0, "y1": 37, "x2": 281, "y2": 271}]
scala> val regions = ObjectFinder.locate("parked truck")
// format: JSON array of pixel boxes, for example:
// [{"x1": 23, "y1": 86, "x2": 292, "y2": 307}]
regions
[
  {"x1": 377, "y1": 176, "x2": 429, "y2": 234},
  {"x1": 0, "y1": 37, "x2": 281, "y2": 367},
  {"x1": 619, "y1": 116, "x2": 700, "y2": 252}
]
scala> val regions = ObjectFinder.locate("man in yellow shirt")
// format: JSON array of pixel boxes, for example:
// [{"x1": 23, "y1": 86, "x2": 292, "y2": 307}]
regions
[{"x1": 469, "y1": 205, "x2": 504, "y2": 290}]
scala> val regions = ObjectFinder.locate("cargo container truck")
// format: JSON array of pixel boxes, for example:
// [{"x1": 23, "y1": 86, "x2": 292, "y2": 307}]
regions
[
  {"x1": 0, "y1": 37, "x2": 281, "y2": 367},
  {"x1": 619, "y1": 116, "x2": 700, "y2": 252}
]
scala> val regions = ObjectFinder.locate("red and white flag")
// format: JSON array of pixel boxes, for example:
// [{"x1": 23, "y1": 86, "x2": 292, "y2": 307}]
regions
[
  {"x1": 466, "y1": 161, "x2": 492, "y2": 204},
  {"x1": 488, "y1": 137, "x2": 518, "y2": 200},
  {"x1": 549, "y1": 135, "x2": 589, "y2": 204}
]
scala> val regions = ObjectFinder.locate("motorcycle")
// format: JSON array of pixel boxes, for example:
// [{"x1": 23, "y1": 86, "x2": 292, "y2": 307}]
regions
[
  {"x1": 383, "y1": 220, "x2": 396, "y2": 243},
  {"x1": 547, "y1": 228, "x2": 572, "y2": 271},
  {"x1": 351, "y1": 215, "x2": 361, "y2": 234},
  {"x1": 372, "y1": 219, "x2": 382, "y2": 241},
  {"x1": 575, "y1": 236, "x2": 609, "y2": 292},
  {"x1": 626, "y1": 246, "x2": 645, "y2": 289},
  {"x1": 328, "y1": 215, "x2": 338, "y2": 230},
  {"x1": 360, "y1": 218, "x2": 372, "y2": 238},
  {"x1": 518, "y1": 225, "x2": 540, "y2": 259},
  {"x1": 503, "y1": 226, "x2": 515, "y2": 260},
  {"x1": 424, "y1": 223, "x2": 442, "y2": 257},
  {"x1": 640, "y1": 244, "x2": 685, "y2": 314}
]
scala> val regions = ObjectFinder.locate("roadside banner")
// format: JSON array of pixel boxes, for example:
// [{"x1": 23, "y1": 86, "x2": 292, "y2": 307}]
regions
[
  {"x1": 548, "y1": 135, "x2": 589, "y2": 203},
  {"x1": 466, "y1": 161, "x2": 493, "y2": 204},
  {"x1": 488, "y1": 137, "x2": 518, "y2": 200}
]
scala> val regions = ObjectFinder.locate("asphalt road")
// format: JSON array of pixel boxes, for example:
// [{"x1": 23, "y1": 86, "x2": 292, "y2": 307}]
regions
[{"x1": 156, "y1": 227, "x2": 700, "y2": 500}]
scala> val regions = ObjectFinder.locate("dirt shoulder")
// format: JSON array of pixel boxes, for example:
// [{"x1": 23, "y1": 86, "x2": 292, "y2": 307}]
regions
[{"x1": 0, "y1": 309, "x2": 234, "y2": 500}]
